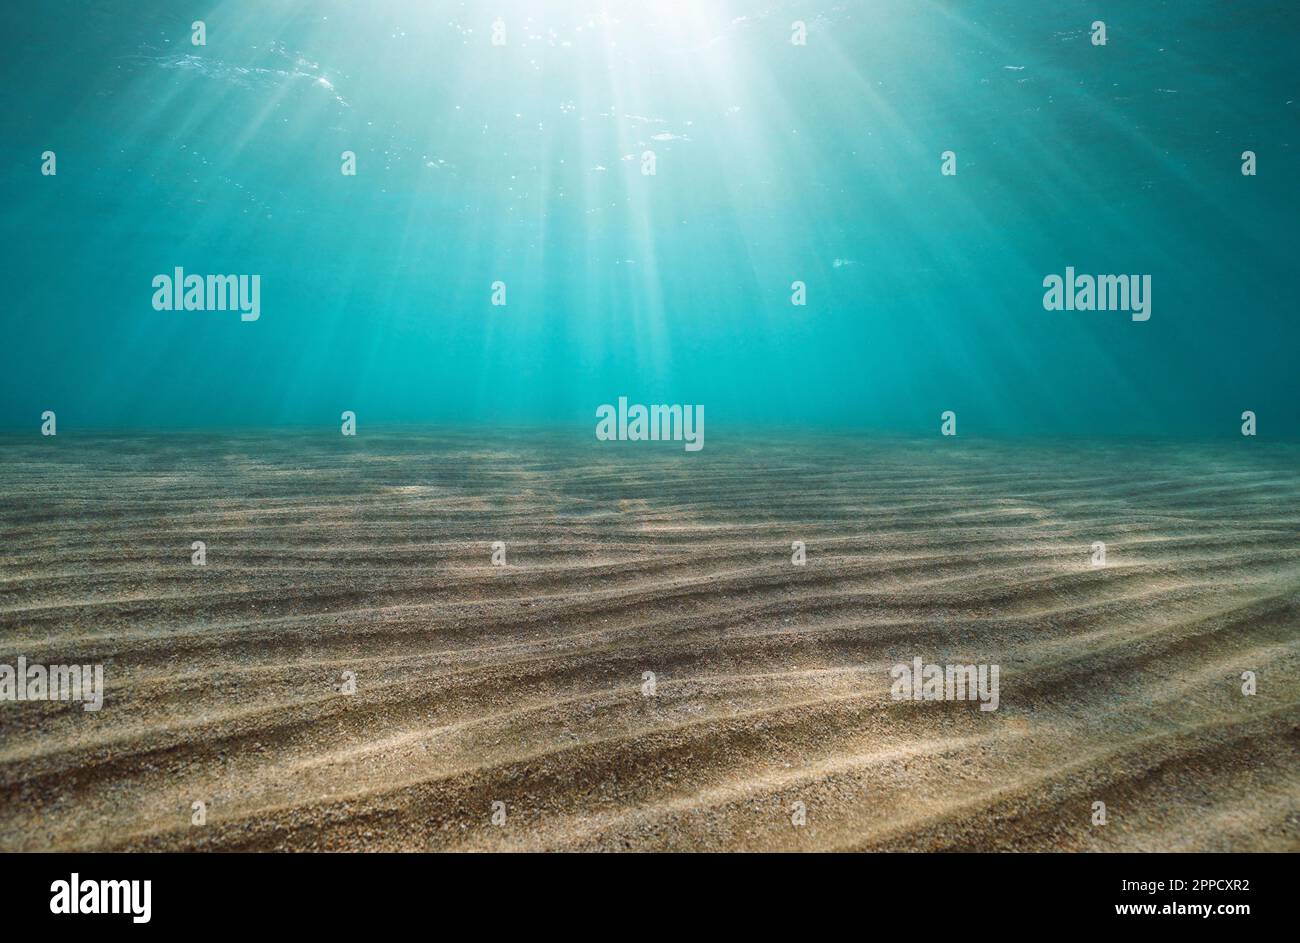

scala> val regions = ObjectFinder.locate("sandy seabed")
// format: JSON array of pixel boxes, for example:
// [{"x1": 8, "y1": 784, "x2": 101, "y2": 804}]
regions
[{"x1": 1, "y1": 430, "x2": 1297, "y2": 851}]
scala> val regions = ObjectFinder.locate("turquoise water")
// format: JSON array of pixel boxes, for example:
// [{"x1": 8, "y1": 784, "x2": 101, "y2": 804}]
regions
[{"x1": 2, "y1": 0, "x2": 1296, "y2": 437}]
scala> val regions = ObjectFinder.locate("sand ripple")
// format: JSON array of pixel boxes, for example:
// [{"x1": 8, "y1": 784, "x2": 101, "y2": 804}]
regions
[{"x1": 1, "y1": 431, "x2": 1297, "y2": 851}]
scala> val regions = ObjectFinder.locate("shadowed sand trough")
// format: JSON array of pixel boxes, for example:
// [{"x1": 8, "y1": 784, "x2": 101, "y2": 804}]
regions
[{"x1": 1, "y1": 429, "x2": 1297, "y2": 851}]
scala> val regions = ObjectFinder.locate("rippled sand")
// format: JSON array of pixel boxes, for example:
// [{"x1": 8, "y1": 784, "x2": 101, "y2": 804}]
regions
[{"x1": 1, "y1": 430, "x2": 1297, "y2": 851}]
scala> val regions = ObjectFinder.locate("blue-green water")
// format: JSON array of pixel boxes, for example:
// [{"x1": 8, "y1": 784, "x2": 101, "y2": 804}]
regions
[{"x1": 2, "y1": 0, "x2": 1296, "y2": 437}]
